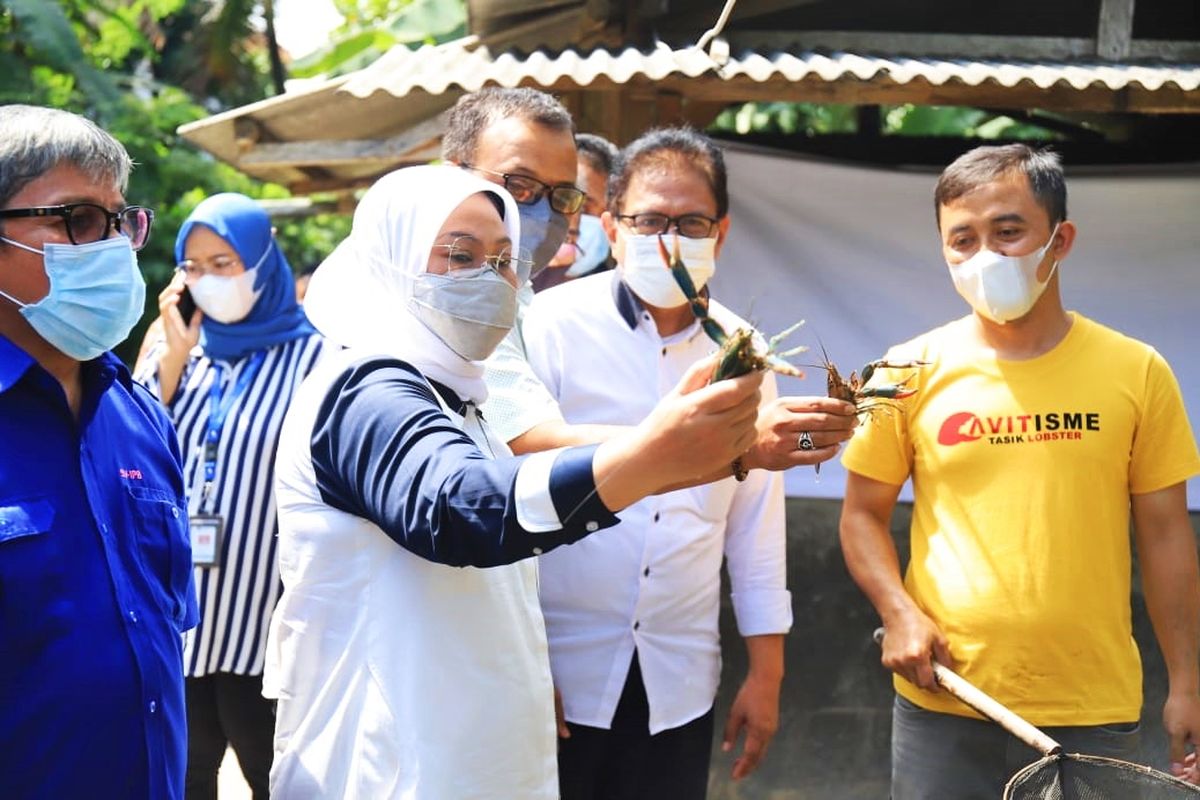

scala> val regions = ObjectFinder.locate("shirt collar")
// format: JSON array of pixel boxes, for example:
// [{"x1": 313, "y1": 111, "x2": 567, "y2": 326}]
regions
[
  {"x1": 609, "y1": 271, "x2": 710, "y2": 335},
  {"x1": 0, "y1": 333, "x2": 131, "y2": 397},
  {"x1": 92, "y1": 350, "x2": 133, "y2": 393},
  {"x1": 611, "y1": 272, "x2": 642, "y2": 330},
  {"x1": 0, "y1": 334, "x2": 36, "y2": 395}
]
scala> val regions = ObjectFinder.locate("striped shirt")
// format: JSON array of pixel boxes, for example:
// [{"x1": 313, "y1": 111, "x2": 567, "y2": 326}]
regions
[{"x1": 137, "y1": 333, "x2": 325, "y2": 676}]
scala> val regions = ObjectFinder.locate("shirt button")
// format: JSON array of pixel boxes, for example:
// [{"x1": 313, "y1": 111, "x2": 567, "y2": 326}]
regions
[
  {"x1": 653, "y1": 512, "x2": 660, "y2": 523},
  {"x1": 148, "y1": 700, "x2": 157, "y2": 714},
  {"x1": 633, "y1": 621, "x2": 641, "y2": 631},
  {"x1": 532, "y1": 547, "x2": 543, "y2": 555},
  {"x1": 585, "y1": 521, "x2": 599, "y2": 532},
  {"x1": 171, "y1": 507, "x2": 180, "y2": 518},
  {"x1": 660, "y1": 347, "x2": 667, "y2": 356},
  {"x1": 128, "y1": 610, "x2": 139, "y2": 623},
  {"x1": 643, "y1": 567, "x2": 650, "y2": 577}
]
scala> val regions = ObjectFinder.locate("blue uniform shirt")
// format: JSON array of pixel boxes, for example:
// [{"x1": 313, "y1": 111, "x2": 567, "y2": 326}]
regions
[{"x1": 0, "y1": 334, "x2": 197, "y2": 799}]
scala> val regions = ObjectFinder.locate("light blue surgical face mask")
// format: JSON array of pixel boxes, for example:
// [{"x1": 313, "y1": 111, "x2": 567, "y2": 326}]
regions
[
  {"x1": 0, "y1": 236, "x2": 146, "y2": 361},
  {"x1": 565, "y1": 214, "x2": 611, "y2": 278},
  {"x1": 518, "y1": 197, "x2": 570, "y2": 279}
]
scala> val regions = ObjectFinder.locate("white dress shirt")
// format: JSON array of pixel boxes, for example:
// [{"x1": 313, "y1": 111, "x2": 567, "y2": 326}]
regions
[
  {"x1": 523, "y1": 272, "x2": 792, "y2": 734},
  {"x1": 482, "y1": 284, "x2": 565, "y2": 443}
]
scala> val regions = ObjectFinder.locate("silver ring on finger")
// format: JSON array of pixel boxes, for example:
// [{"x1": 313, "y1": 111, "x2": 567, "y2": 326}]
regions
[{"x1": 797, "y1": 431, "x2": 815, "y2": 451}]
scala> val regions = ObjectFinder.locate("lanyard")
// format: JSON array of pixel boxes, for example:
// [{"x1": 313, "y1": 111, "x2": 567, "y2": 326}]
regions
[{"x1": 201, "y1": 351, "x2": 266, "y2": 507}]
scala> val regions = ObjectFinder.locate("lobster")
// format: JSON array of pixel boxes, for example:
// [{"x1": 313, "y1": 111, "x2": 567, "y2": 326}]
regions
[{"x1": 657, "y1": 235, "x2": 806, "y2": 382}]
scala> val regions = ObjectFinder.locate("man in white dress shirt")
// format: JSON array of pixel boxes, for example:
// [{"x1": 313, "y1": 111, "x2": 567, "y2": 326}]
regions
[
  {"x1": 445, "y1": 88, "x2": 858, "y2": 475},
  {"x1": 523, "y1": 127, "x2": 794, "y2": 799}
]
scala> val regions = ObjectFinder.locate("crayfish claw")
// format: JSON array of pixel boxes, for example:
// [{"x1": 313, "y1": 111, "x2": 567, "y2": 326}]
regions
[
  {"x1": 764, "y1": 355, "x2": 805, "y2": 379},
  {"x1": 767, "y1": 320, "x2": 806, "y2": 348},
  {"x1": 776, "y1": 344, "x2": 810, "y2": 359}
]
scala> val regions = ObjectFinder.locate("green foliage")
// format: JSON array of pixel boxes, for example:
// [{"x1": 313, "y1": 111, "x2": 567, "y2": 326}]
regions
[
  {"x1": 4, "y1": 0, "x2": 120, "y2": 107},
  {"x1": 712, "y1": 102, "x2": 859, "y2": 136},
  {"x1": 291, "y1": 0, "x2": 466, "y2": 78},
  {"x1": 884, "y1": 104, "x2": 1060, "y2": 140},
  {"x1": 1, "y1": 0, "x2": 354, "y2": 363},
  {"x1": 710, "y1": 101, "x2": 1059, "y2": 141}
]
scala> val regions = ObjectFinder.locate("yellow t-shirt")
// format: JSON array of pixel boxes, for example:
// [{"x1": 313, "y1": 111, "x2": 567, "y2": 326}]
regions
[{"x1": 842, "y1": 312, "x2": 1200, "y2": 726}]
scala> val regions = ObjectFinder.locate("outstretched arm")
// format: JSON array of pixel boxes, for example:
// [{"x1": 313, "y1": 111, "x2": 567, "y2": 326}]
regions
[{"x1": 1133, "y1": 481, "x2": 1200, "y2": 784}]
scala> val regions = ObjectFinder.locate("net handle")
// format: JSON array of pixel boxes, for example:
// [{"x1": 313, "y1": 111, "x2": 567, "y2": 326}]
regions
[{"x1": 873, "y1": 627, "x2": 1063, "y2": 756}]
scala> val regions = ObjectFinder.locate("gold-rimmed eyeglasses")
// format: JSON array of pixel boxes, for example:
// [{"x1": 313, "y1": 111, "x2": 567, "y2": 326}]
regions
[{"x1": 433, "y1": 238, "x2": 534, "y2": 285}]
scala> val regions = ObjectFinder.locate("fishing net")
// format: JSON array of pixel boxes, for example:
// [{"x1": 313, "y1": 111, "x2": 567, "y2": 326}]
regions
[{"x1": 1005, "y1": 753, "x2": 1200, "y2": 799}]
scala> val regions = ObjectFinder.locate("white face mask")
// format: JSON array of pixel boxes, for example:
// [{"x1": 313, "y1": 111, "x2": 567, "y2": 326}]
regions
[
  {"x1": 189, "y1": 267, "x2": 262, "y2": 324},
  {"x1": 618, "y1": 232, "x2": 716, "y2": 309},
  {"x1": 947, "y1": 224, "x2": 1060, "y2": 324}
]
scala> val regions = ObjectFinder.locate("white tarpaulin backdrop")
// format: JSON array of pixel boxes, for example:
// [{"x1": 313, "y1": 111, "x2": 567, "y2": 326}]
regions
[{"x1": 711, "y1": 146, "x2": 1200, "y2": 509}]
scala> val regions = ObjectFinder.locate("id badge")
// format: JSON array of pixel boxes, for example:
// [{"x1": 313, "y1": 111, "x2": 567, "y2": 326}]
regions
[{"x1": 189, "y1": 514, "x2": 224, "y2": 567}]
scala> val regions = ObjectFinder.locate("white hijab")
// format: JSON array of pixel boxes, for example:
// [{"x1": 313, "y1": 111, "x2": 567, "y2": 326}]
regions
[{"x1": 304, "y1": 165, "x2": 521, "y2": 403}]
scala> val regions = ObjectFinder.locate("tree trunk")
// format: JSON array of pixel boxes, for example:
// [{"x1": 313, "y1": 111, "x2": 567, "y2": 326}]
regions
[{"x1": 263, "y1": 0, "x2": 286, "y2": 96}]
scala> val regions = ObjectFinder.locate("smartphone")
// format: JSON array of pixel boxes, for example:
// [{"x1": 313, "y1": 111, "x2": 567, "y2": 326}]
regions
[{"x1": 176, "y1": 286, "x2": 197, "y2": 323}]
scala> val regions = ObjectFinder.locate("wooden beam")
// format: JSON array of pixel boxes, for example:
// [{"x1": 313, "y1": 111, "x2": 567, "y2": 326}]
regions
[
  {"x1": 1129, "y1": 40, "x2": 1200, "y2": 59},
  {"x1": 655, "y1": 90, "x2": 685, "y2": 126},
  {"x1": 680, "y1": 99, "x2": 729, "y2": 130},
  {"x1": 234, "y1": 118, "x2": 264, "y2": 153},
  {"x1": 726, "y1": 30, "x2": 1100, "y2": 61},
  {"x1": 656, "y1": 74, "x2": 1200, "y2": 114},
  {"x1": 724, "y1": 28, "x2": 1200, "y2": 62},
  {"x1": 725, "y1": 0, "x2": 828, "y2": 22},
  {"x1": 288, "y1": 150, "x2": 441, "y2": 194},
  {"x1": 1097, "y1": 0, "x2": 1136, "y2": 60},
  {"x1": 238, "y1": 114, "x2": 446, "y2": 169}
]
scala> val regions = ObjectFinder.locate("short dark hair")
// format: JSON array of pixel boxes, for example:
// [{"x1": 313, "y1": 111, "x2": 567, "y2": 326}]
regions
[
  {"x1": 934, "y1": 144, "x2": 1067, "y2": 227},
  {"x1": 575, "y1": 133, "x2": 619, "y2": 177},
  {"x1": 609, "y1": 127, "x2": 729, "y2": 218},
  {"x1": 441, "y1": 88, "x2": 575, "y2": 163}
]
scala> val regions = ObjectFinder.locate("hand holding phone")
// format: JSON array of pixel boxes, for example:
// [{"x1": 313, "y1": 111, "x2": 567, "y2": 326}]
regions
[{"x1": 176, "y1": 286, "x2": 197, "y2": 324}]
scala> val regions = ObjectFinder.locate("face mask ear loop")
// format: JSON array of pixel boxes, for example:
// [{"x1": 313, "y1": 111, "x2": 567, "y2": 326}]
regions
[
  {"x1": 0, "y1": 286, "x2": 29, "y2": 309},
  {"x1": 250, "y1": 238, "x2": 274, "y2": 272},
  {"x1": 1, "y1": 236, "x2": 45, "y2": 257},
  {"x1": 1038, "y1": 222, "x2": 1062, "y2": 287},
  {"x1": 0, "y1": 237, "x2": 46, "y2": 308}
]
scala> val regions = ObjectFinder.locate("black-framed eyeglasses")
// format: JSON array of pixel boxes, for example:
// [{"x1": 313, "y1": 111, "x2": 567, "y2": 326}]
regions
[
  {"x1": 462, "y1": 165, "x2": 585, "y2": 215},
  {"x1": 617, "y1": 212, "x2": 719, "y2": 239},
  {"x1": 0, "y1": 203, "x2": 155, "y2": 251}
]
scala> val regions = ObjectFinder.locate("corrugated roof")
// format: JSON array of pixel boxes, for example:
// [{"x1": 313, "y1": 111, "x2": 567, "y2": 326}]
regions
[
  {"x1": 343, "y1": 41, "x2": 1200, "y2": 98},
  {"x1": 176, "y1": 38, "x2": 1200, "y2": 193}
]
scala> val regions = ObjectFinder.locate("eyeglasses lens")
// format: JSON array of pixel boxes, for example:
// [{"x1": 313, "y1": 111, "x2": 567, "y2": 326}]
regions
[
  {"x1": 64, "y1": 204, "x2": 152, "y2": 250},
  {"x1": 122, "y1": 207, "x2": 152, "y2": 251},
  {"x1": 549, "y1": 187, "x2": 585, "y2": 215},
  {"x1": 628, "y1": 214, "x2": 713, "y2": 239},
  {"x1": 502, "y1": 175, "x2": 540, "y2": 205},
  {"x1": 66, "y1": 204, "x2": 108, "y2": 246}
]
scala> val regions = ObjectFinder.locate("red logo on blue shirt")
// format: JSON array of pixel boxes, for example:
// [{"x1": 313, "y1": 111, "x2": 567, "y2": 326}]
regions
[{"x1": 118, "y1": 468, "x2": 144, "y2": 480}]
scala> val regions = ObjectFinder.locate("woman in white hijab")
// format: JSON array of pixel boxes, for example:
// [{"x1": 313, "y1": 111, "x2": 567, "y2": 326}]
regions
[{"x1": 264, "y1": 164, "x2": 763, "y2": 799}]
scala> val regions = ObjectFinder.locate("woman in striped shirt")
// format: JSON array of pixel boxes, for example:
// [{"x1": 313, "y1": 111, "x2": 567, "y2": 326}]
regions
[{"x1": 137, "y1": 193, "x2": 325, "y2": 799}]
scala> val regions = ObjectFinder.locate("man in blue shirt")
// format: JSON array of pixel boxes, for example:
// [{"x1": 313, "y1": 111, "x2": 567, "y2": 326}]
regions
[{"x1": 0, "y1": 105, "x2": 197, "y2": 799}]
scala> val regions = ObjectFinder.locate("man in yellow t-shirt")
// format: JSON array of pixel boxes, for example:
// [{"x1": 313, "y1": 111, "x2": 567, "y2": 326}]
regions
[{"x1": 839, "y1": 143, "x2": 1200, "y2": 800}]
